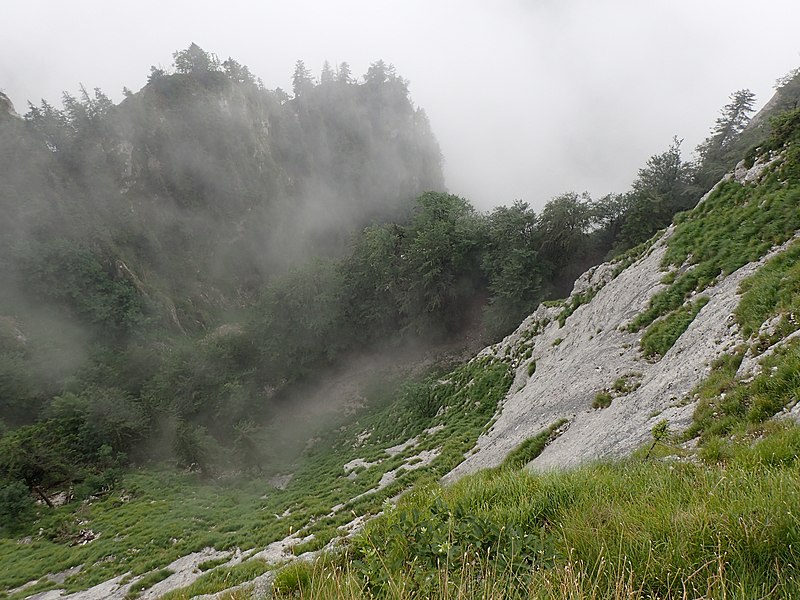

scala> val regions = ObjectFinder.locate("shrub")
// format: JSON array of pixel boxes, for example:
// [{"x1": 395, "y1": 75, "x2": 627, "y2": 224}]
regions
[
  {"x1": 125, "y1": 568, "x2": 173, "y2": 599},
  {"x1": 698, "y1": 435, "x2": 732, "y2": 464},
  {"x1": 502, "y1": 419, "x2": 568, "y2": 469},
  {"x1": 403, "y1": 381, "x2": 440, "y2": 420},
  {"x1": 592, "y1": 391, "x2": 612, "y2": 409},
  {"x1": 273, "y1": 561, "x2": 313, "y2": 595},
  {"x1": 0, "y1": 479, "x2": 34, "y2": 531}
]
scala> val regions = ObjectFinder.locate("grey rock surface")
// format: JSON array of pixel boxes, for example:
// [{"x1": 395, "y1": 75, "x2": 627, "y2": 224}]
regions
[{"x1": 445, "y1": 227, "x2": 800, "y2": 482}]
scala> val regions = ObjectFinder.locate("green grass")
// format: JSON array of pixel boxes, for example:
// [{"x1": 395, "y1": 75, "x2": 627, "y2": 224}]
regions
[
  {"x1": 0, "y1": 471, "x2": 284, "y2": 592},
  {"x1": 591, "y1": 374, "x2": 642, "y2": 411},
  {"x1": 158, "y1": 559, "x2": 270, "y2": 600},
  {"x1": 283, "y1": 444, "x2": 800, "y2": 598},
  {"x1": 686, "y1": 338, "x2": 800, "y2": 443},
  {"x1": 610, "y1": 230, "x2": 665, "y2": 277},
  {"x1": 628, "y1": 118, "x2": 800, "y2": 339},
  {"x1": 556, "y1": 285, "x2": 601, "y2": 327},
  {"x1": 0, "y1": 354, "x2": 514, "y2": 596},
  {"x1": 682, "y1": 233, "x2": 800, "y2": 445},
  {"x1": 639, "y1": 296, "x2": 709, "y2": 358},
  {"x1": 592, "y1": 391, "x2": 612, "y2": 409},
  {"x1": 736, "y1": 237, "x2": 800, "y2": 340},
  {"x1": 612, "y1": 373, "x2": 640, "y2": 394},
  {"x1": 124, "y1": 568, "x2": 173, "y2": 599},
  {"x1": 501, "y1": 419, "x2": 569, "y2": 470}
]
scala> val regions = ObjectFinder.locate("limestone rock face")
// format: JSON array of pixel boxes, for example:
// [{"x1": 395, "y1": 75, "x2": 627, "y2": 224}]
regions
[
  {"x1": 0, "y1": 91, "x2": 20, "y2": 121},
  {"x1": 445, "y1": 226, "x2": 800, "y2": 482}
]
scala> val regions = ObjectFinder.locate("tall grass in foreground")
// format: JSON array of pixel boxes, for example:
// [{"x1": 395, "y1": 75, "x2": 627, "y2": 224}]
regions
[
  {"x1": 272, "y1": 441, "x2": 800, "y2": 599},
  {"x1": 273, "y1": 552, "x2": 793, "y2": 599}
]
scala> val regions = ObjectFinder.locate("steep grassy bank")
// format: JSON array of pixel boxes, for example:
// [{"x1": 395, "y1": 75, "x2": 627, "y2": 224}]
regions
[
  {"x1": 273, "y1": 421, "x2": 800, "y2": 599},
  {"x1": 0, "y1": 355, "x2": 513, "y2": 597},
  {"x1": 263, "y1": 109, "x2": 800, "y2": 600}
]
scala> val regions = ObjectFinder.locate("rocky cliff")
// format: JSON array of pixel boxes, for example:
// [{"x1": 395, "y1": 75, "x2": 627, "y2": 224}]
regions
[
  {"x1": 0, "y1": 91, "x2": 20, "y2": 121},
  {"x1": 447, "y1": 144, "x2": 800, "y2": 479}
]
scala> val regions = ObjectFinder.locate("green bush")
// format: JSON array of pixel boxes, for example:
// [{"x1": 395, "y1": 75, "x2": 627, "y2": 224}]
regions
[
  {"x1": 502, "y1": 419, "x2": 568, "y2": 470},
  {"x1": 20, "y1": 239, "x2": 147, "y2": 337},
  {"x1": 735, "y1": 238, "x2": 800, "y2": 339},
  {"x1": 592, "y1": 391, "x2": 612, "y2": 409},
  {"x1": 557, "y1": 286, "x2": 600, "y2": 327},
  {"x1": 125, "y1": 568, "x2": 173, "y2": 599},
  {"x1": 0, "y1": 479, "x2": 34, "y2": 531},
  {"x1": 629, "y1": 122, "x2": 800, "y2": 335},
  {"x1": 273, "y1": 561, "x2": 313, "y2": 595},
  {"x1": 688, "y1": 340, "x2": 800, "y2": 443}
]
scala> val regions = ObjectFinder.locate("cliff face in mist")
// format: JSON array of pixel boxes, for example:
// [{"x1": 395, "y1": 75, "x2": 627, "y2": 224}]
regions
[
  {"x1": 0, "y1": 53, "x2": 443, "y2": 337},
  {"x1": 0, "y1": 92, "x2": 18, "y2": 121},
  {"x1": 0, "y1": 51, "x2": 444, "y2": 434}
]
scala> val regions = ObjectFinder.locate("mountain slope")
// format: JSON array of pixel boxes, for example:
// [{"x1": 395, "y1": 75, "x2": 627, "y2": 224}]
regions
[
  {"x1": 252, "y1": 103, "x2": 800, "y2": 600},
  {"x1": 0, "y1": 47, "x2": 443, "y2": 340},
  {"x1": 447, "y1": 114, "x2": 800, "y2": 478},
  {"x1": 3, "y1": 59, "x2": 800, "y2": 600}
]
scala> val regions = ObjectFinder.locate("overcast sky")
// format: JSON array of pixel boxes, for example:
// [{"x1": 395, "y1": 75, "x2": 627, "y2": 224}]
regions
[{"x1": 2, "y1": 0, "x2": 799, "y2": 210}]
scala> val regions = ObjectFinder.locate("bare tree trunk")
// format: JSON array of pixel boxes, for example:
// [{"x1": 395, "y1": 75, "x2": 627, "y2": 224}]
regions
[{"x1": 32, "y1": 486, "x2": 54, "y2": 508}]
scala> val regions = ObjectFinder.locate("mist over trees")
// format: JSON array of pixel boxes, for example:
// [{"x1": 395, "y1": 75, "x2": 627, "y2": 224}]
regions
[
  {"x1": 694, "y1": 89, "x2": 757, "y2": 189},
  {"x1": 0, "y1": 44, "x2": 445, "y2": 497},
  {"x1": 2, "y1": 46, "x2": 799, "y2": 511}
]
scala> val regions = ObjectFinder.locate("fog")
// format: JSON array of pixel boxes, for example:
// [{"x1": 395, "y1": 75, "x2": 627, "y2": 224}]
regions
[{"x1": 2, "y1": 1, "x2": 799, "y2": 211}]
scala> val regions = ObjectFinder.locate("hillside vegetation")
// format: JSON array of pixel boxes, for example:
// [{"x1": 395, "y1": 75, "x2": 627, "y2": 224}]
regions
[
  {"x1": 0, "y1": 44, "x2": 749, "y2": 493},
  {"x1": 1, "y1": 50, "x2": 800, "y2": 600},
  {"x1": 266, "y1": 104, "x2": 800, "y2": 600}
]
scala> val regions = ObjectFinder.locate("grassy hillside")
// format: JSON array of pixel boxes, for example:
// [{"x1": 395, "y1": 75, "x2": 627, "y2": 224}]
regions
[
  {"x1": 272, "y1": 436, "x2": 800, "y2": 599},
  {"x1": 0, "y1": 354, "x2": 514, "y2": 597},
  {"x1": 261, "y1": 109, "x2": 800, "y2": 599},
  {"x1": 3, "y1": 55, "x2": 800, "y2": 600}
]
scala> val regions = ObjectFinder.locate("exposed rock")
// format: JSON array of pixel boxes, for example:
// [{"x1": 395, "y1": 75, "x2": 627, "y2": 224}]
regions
[
  {"x1": 731, "y1": 153, "x2": 781, "y2": 185},
  {"x1": 136, "y1": 549, "x2": 232, "y2": 600},
  {"x1": 445, "y1": 228, "x2": 800, "y2": 481},
  {"x1": 268, "y1": 473, "x2": 294, "y2": 490},
  {"x1": 0, "y1": 91, "x2": 20, "y2": 121},
  {"x1": 385, "y1": 437, "x2": 419, "y2": 456},
  {"x1": 73, "y1": 529, "x2": 97, "y2": 546},
  {"x1": 343, "y1": 458, "x2": 380, "y2": 474}
]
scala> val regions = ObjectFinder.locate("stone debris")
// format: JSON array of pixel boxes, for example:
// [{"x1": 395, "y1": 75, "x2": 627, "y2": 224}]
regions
[
  {"x1": 731, "y1": 153, "x2": 782, "y2": 185},
  {"x1": 343, "y1": 458, "x2": 380, "y2": 473},
  {"x1": 384, "y1": 437, "x2": 419, "y2": 456},
  {"x1": 73, "y1": 529, "x2": 97, "y2": 546},
  {"x1": 268, "y1": 473, "x2": 294, "y2": 490}
]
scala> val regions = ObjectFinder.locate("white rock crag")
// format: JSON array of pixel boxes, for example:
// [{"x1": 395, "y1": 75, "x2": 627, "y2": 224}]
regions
[{"x1": 445, "y1": 227, "x2": 800, "y2": 481}]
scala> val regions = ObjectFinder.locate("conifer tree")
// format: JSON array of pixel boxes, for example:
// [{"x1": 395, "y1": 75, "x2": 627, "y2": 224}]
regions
[
  {"x1": 697, "y1": 89, "x2": 756, "y2": 161},
  {"x1": 292, "y1": 60, "x2": 314, "y2": 97},
  {"x1": 336, "y1": 62, "x2": 352, "y2": 84},
  {"x1": 320, "y1": 60, "x2": 335, "y2": 85}
]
